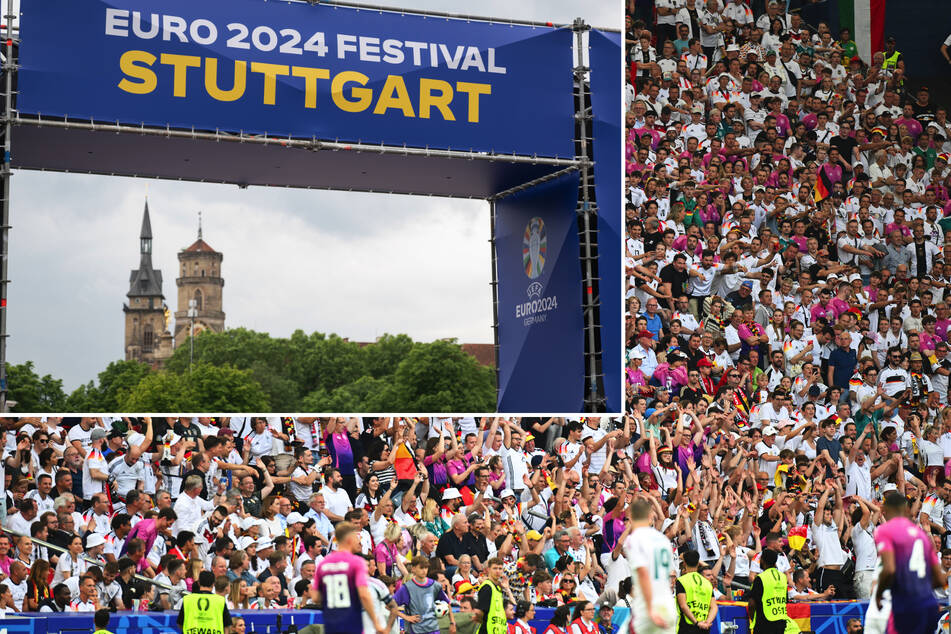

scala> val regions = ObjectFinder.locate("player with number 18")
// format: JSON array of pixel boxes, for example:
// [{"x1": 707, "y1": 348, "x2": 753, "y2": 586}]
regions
[{"x1": 313, "y1": 521, "x2": 388, "y2": 634}]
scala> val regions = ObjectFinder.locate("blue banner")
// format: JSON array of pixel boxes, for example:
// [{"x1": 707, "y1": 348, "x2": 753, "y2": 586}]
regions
[
  {"x1": 589, "y1": 30, "x2": 623, "y2": 412},
  {"x1": 18, "y1": 0, "x2": 575, "y2": 157},
  {"x1": 495, "y1": 172, "x2": 583, "y2": 412}
]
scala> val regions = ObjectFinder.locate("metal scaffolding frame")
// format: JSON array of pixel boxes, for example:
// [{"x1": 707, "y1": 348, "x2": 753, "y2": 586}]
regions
[
  {"x1": 573, "y1": 19, "x2": 605, "y2": 412},
  {"x1": 0, "y1": 3, "x2": 615, "y2": 412},
  {"x1": 0, "y1": 0, "x2": 14, "y2": 411}
]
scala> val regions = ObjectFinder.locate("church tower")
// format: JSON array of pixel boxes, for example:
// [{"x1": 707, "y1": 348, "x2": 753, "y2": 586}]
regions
[
  {"x1": 123, "y1": 201, "x2": 174, "y2": 367},
  {"x1": 174, "y1": 215, "x2": 225, "y2": 347}
]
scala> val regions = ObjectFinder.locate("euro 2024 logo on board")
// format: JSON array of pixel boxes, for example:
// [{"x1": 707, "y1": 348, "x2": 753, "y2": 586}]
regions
[{"x1": 516, "y1": 216, "x2": 559, "y2": 326}]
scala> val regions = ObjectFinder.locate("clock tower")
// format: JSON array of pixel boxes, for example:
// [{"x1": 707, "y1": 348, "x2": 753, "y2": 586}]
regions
[{"x1": 174, "y1": 215, "x2": 225, "y2": 347}]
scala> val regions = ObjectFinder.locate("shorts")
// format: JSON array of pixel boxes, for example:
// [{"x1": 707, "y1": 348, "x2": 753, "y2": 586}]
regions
[
  {"x1": 887, "y1": 603, "x2": 940, "y2": 634},
  {"x1": 632, "y1": 596, "x2": 677, "y2": 634},
  {"x1": 865, "y1": 599, "x2": 890, "y2": 634}
]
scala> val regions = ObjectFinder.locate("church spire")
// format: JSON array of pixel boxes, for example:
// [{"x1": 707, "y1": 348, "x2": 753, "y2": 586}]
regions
[
  {"x1": 197, "y1": 210, "x2": 202, "y2": 240},
  {"x1": 140, "y1": 199, "x2": 153, "y2": 268}
]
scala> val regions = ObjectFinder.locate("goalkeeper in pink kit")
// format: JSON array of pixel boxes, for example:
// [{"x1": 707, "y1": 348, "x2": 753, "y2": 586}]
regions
[{"x1": 874, "y1": 492, "x2": 945, "y2": 634}]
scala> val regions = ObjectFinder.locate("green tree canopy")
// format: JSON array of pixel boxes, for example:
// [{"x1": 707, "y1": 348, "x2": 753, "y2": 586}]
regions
[
  {"x1": 66, "y1": 360, "x2": 152, "y2": 412},
  {"x1": 13, "y1": 329, "x2": 494, "y2": 412},
  {"x1": 118, "y1": 362, "x2": 269, "y2": 412},
  {"x1": 6, "y1": 361, "x2": 67, "y2": 412}
]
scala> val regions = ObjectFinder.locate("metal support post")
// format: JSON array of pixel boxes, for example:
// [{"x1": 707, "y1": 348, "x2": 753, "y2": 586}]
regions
[
  {"x1": 489, "y1": 201, "x2": 500, "y2": 395},
  {"x1": 0, "y1": 0, "x2": 15, "y2": 411},
  {"x1": 573, "y1": 18, "x2": 604, "y2": 412}
]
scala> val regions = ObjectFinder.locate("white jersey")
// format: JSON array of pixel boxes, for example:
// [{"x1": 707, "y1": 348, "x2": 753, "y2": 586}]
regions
[
  {"x1": 624, "y1": 525, "x2": 677, "y2": 634},
  {"x1": 363, "y1": 576, "x2": 396, "y2": 634}
]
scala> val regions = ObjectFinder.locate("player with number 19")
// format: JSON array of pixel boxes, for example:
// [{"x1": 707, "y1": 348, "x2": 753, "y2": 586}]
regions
[
  {"x1": 874, "y1": 492, "x2": 944, "y2": 634},
  {"x1": 313, "y1": 521, "x2": 388, "y2": 634},
  {"x1": 624, "y1": 498, "x2": 677, "y2": 634}
]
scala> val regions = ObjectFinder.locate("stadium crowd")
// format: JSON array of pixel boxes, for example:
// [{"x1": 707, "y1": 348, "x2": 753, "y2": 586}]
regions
[
  {"x1": 624, "y1": 0, "x2": 951, "y2": 628},
  {"x1": 0, "y1": 412, "x2": 944, "y2": 632}
]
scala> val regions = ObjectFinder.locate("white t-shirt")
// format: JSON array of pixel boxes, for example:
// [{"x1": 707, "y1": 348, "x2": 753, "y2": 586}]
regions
[
  {"x1": 289, "y1": 465, "x2": 317, "y2": 503},
  {"x1": 688, "y1": 262, "x2": 725, "y2": 296},
  {"x1": 81, "y1": 449, "x2": 107, "y2": 497},
  {"x1": 755, "y1": 441, "x2": 781, "y2": 479},
  {"x1": 581, "y1": 425, "x2": 609, "y2": 475},
  {"x1": 846, "y1": 460, "x2": 872, "y2": 499},
  {"x1": 811, "y1": 522, "x2": 847, "y2": 567},
  {"x1": 851, "y1": 522, "x2": 877, "y2": 572},
  {"x1": 319, "y1": 485, "x2": 353, "y2": 519},
  {"x1": 66, "y1": 425, "x2": 93, "y2": 453}
]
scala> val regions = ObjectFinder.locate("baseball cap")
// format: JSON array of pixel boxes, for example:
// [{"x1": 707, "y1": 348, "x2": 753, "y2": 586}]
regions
[
  {"x1": 698, "y1": 358, "x2": 714, "y2": 367},
  {"x1": 742, "y1": 280, "x2": 754, "y2": 288},
  {"x1": 286, "y1": 512, "x2": 306, "y2": 525},
  {"x1": 762, "y1": 426, "x2": 778, "y2": 436},
  {"x1": 526, "y1": 530, "x2": 543, "y2": 541},
  {"x1": 638, "y1": 330, "x2": 654, "y2": 339},
  {"x1": 629, "y1": 348, "x2": 646, "y2": 360},
  {"x1": 90, "y1": 428, "x2": 107, "y2": 441}
]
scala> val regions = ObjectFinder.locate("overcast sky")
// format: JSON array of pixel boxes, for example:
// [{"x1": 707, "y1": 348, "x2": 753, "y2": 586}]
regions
[{"x1": 8, "y1": 0, "x2": 618, "y2": 392}]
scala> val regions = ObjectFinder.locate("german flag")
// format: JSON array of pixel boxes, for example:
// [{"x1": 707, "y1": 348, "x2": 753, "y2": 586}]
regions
[
  {"x1": 787, "y1": 603, "x2": 810, "y2": 633},
  {"x1": 814, "y1": 167, "x2": 832, "y2": 203}
]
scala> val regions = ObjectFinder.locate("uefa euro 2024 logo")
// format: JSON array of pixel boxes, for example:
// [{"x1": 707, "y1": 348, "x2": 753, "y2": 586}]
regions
[
  {"x1": 523, "y1": 217, "x2": 546, "y2": 280},
  {"x1": 517, "y1": 216, "x2": 557, "y2": 326}
]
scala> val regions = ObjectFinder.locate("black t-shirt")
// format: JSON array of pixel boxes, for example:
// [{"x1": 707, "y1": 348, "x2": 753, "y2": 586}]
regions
[
  {"x1": 749, "y1": 574, "x2": 786, "y2": 634},
  {"x1": 911, "y1": 100, "x2": 936, "y2": 124},
  {"x1": 468, "y1": 531, "x2": 490, "y2": 565},
  {"x1": 660, "y1": 263, "x2": 689, "y2": 298},
  {"x1": 181, "y1": 468, "x2": 209, "y2": 499},
  {"x1": 644, "y1": 231, "x2": 664, "y2": 253},
  {"x1": 829, "y1": 135, "x2": 858, "y2": 165},
  {"x1": 435, "y1": 530, "x2": 482, "y2": 565},
  {"x1": 174, "y1": 421, "x2": 203, "y2": 441},
  {"x1": 679, "y1": 385, "x2": 706, "y2": 404},
  {"x1": 804, "y1": 222, "x2": 830, "y2": 249},
  {"x1": 682, "y1": 346, "x2": 705, "y2": 371}
]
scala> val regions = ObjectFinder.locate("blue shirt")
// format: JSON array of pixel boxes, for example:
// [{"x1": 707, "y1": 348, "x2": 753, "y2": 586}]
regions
[
  {"x1": 827, "y1": 346, "x2": 857, "y2": 389},
  {"x1": 641, "y1": 312, "x2": 663, "y2": 339}
]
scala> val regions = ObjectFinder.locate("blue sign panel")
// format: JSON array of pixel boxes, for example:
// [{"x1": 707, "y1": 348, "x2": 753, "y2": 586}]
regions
[
  {"x1": 18, "y1": 0, "x2": 575, "y2": 157},
  {"x1": 590, "y1": 29, "x2": 623, "y2": 412},
  {"x1": 495, "y1": 172, "x2": 583, "y2": 412}
]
